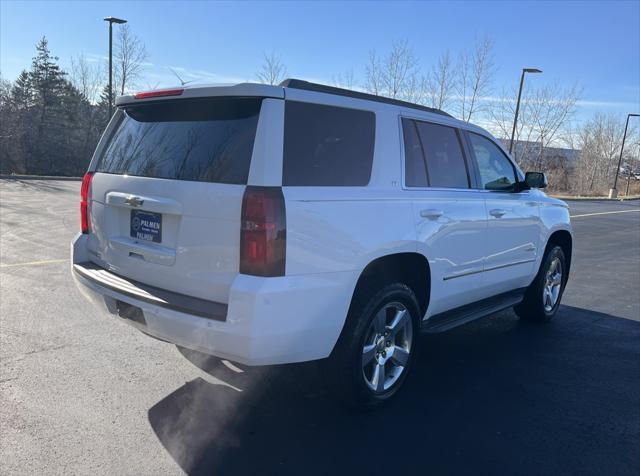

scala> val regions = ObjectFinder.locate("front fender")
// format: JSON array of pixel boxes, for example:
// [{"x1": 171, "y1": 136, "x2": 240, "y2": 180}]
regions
[{"x1": 535, "y1": 198, "x2": 572, "y2": 273}]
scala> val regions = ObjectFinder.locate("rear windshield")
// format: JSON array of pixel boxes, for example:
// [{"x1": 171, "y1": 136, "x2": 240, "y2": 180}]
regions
[{"x1": 96, "y1": 98, "x2": 262, "y2": 184}]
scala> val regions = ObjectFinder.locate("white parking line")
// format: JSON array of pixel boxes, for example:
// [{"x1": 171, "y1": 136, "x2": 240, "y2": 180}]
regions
[
  {"x1": 0, "y1": 258, "x2": 68, "y2": 268},
  {"x1": 570, "y1": 209, "x2": 640, "y2": 218}
]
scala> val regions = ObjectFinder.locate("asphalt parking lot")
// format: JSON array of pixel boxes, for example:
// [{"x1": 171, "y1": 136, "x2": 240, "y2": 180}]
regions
[{"x1": 1, "y1": 179, "x2": 639, "y2": 475}]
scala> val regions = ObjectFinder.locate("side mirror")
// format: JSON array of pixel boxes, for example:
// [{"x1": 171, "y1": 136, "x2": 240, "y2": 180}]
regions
[{"x1": 525, "y1": 171, "x2": 547, "y2": 189}]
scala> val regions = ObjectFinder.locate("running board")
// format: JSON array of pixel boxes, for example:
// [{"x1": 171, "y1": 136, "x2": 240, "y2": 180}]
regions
[{"x1": 422, "y1": 288, "x2": 525, "y2": 333}]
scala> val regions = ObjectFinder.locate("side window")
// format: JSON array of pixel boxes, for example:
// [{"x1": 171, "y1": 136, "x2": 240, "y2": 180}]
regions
[
  {"x1": 282, "y1": 101, "x2": 375, "y2": 186},
  {"x1": 402, "y1": 118, "x2": 428, "y2": 187},
  {"x1": 468, "y1": 133, "x2": 517, "y2": 191},
  {"x1": 415, "y1": 121, "x2": 469, "y2": 189}
]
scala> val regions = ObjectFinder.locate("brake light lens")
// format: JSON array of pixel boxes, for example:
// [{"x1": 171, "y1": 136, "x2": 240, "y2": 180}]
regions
[
  {"x1": 80, "y1": 172, "x2": 94, "y2": 233},
  {"x1": 240, "y1": 186, "x2": 286, "y2": 277},
  {"x1": 134, "y1": 88, "x2": 184, "y2": 99}
]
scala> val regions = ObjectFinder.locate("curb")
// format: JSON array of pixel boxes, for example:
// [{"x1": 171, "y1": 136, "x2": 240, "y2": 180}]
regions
[
  {"x1": 552, "y1": 196, "x2": 640, "y2": 202},
  {"x1": 0, "y1": 175, "x2": 82, "y2": 181}
]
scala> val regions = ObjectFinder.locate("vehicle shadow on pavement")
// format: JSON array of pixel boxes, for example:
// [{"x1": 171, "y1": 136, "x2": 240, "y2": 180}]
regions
[{"x1": 148, "y1": 306, "x2": 640, "y2": 476}]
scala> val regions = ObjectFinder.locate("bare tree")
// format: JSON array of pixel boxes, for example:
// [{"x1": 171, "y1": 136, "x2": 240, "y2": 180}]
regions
[
  {"x1": 333, "y1": 68, "x2": 356, "y2": 90},
  {"x1": 488, "y1": 82, "x2": 581, "y2": 163},
  {"x1": 569, "y1": 113, "x2": 625, "y2": 195},
  {"x1": 142, "y1": 80, "x2": 162, "y2": 91},
  {"x1": 382, "y1": 39, "x2": 419, "y2": 99},
  {"x1": 364, "y1": 51, "x2": 383, "y2": 96},
  {"x1": 425, "y1": 50, "x2": 456, "y2": 110},
  {"x1": 622, "y1": 128, "x2": 640, "y2": 195},
  {"x1": 485, "y1": 82, "x2": 580, "y2": 193},
  {"x1": 487, "y1": 86, "x2": 517, "y2": 140},
  {"x1": 527, "y1": 83, "x2": 582, "y2": 170},
  {"x1": 403, "y1": 74, "x2": 428, "y2": 105},
  {"x1": 456, "y1": 36, "x2": 496, "y2": 122},
  {"x1": 69, "y1": 55, "x2": 104, "y2": 104},
  {"x1": 364, "y1": 40, "x2": 422, "y2": 101},
  {"x1": 256, "y1": 51, "x2": 288, "y2": 85},
  {"x1": 114, "y1": 24, "x2": 149, "y2": 95}
]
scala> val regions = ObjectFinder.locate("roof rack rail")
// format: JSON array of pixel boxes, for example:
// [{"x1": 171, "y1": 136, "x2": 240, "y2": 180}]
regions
[{"x1": 279, "y1": 78, "x2": 452, "y2": 118}]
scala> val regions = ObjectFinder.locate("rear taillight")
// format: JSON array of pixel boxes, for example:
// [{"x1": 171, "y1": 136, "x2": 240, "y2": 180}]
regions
[
  {"x1": 80, "y1": 172, "x2": 94, "y2": 233},
  {"x1": 240, "y1": 186, "x2": 286, "y2": 277}
]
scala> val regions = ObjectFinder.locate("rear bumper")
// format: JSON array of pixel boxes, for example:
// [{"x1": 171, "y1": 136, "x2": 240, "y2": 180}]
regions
[
  {"x1": 73, "y1": 261, "x2": 228, "y2": 321},
  {"x1": 71, "y1": 233, "x2": 356, "y2": 365}
]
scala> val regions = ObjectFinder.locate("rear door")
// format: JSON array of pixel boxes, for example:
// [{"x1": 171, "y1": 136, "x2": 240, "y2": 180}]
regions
[
  {"x1": 402, "y1": 118, "x2": 488, "y2": 316},
  {"x1": 86, "y1": 96, "x2": 266, "y2": 303},
  {"x1": 465, "y1": 131, "x2": 541, "y2": 295}
]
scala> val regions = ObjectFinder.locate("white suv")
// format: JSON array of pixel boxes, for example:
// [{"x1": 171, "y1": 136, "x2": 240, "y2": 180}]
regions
[{"x1": 72, "y1": 79, "x2": 572, "y2": 405}]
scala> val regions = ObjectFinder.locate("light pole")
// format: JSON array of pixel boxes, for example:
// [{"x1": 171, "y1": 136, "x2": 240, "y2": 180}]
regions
[
  {"x1": 104, "y1": 16, "x2": 127, "y2": 118},
  {"x1": 609, "y1": 113, "x2": 639, "y2": 199},
  {"x1": 509, "y1": 68, "x2": 543, "y2": 155}
]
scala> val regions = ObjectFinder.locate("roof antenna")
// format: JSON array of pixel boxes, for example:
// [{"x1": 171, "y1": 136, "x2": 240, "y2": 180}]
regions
[{"x1": 168, "y1": 67, "x2": 195, "y2": 86}]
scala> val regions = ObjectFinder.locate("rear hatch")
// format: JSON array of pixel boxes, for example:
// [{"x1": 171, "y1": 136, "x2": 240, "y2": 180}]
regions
[{"x1": 86, "y1": 96, "x2": 263, "y2": 303}]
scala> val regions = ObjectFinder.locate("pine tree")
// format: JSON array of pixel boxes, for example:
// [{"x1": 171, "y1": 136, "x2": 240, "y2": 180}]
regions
[
  {"x1": 1, "y1": 37, "x2": 117, "y2": 176},
  {"x1": 2, "y1": 71, "x2": 34, "y2": 173},
  {"x1": 97, "y1": 84, "x2": 112, "y2": 128},
  {"x1": 28, "y1": 37, "x2": 70, "y2": 174},
  {"x1": 0, "y1": 74, "x2": 25, "y2": 173},
  {"x1": 10, "y1": 70, "x2": 33, "y2": 109}
]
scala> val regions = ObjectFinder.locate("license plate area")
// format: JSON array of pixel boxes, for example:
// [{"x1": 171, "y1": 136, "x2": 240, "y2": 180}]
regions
[{"x1": 130, "y1": 209, "x2": 162, "y2": 243}]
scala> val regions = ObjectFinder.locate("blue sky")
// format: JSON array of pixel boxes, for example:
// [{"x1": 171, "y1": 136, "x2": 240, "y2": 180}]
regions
[{"x1": 1, "y1": 0, "x2": 639, "y2": 123}]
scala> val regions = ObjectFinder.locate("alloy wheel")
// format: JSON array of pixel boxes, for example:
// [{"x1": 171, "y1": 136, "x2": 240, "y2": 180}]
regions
[
  {"x1": 361, "y1": 302, "x2": 413, "y2": 393},
  {"x1": 543, "y1": 257, "x2": 563, "y2": 312}
]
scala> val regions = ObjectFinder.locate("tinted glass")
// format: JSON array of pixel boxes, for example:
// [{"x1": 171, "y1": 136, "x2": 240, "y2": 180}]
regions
[
  {"x1": 416, "y1": 121, "x2": 469, "y2": 189},
  {"x1": 96, "y1": 98, "x2": 262, "y2": 184},
  {"x1": 283, "y1": 101, "x2": 375, "y2": 186},
  {"x1": 402, "y1": 119, "x2": 428, "y2": 187},
  {"x1": 469, "y1": 133, "x2": 517, "y2": 191}
]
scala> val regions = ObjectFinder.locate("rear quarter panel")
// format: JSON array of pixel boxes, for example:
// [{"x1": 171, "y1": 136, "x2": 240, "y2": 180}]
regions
[{"x1": 283, "y1": 187, "x2": 416, "y2": 276}]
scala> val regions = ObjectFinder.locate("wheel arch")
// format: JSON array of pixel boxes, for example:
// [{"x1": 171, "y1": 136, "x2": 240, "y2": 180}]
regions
[
  {"x1": 348, "y1": 252, "x2": 431, "y2": 320},
  {"x1": 546, "y1": 229, "x2": 573, "y2": 275}
]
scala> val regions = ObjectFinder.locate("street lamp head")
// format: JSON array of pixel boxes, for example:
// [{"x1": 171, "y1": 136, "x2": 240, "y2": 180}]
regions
[
  {"x1": 104, "y1": 16, "x2": 127, "y2": 24},
  {"x1": 629, "y1": 113, "x2": 639, "y2": 117},
  {"x1": 523, "y1": 68, "x2": 543, "y2": 74}
]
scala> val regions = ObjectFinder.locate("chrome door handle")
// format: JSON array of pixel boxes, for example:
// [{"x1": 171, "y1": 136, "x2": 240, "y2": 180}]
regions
[
  {"x1": 420, "y1": 209, "x2": 444, "y2": 219},
  {"x1": 490, "y1": 209, "x2": 507, "y2": 218}
]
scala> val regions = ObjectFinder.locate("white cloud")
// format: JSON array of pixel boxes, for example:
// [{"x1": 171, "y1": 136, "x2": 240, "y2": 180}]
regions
[{"x1": 576, "y1": 99, "x2": 640, "y2": 109}]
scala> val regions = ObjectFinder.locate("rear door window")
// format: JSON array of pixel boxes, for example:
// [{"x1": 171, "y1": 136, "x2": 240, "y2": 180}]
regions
[
  {"x1": 283, "y1": 101, "x2": 375, "y2": 186},
  {"x1": 415, "y1": 121, "x2": 470, "y2": 189},
  {"x1": 96, "y1": 98, "x2": 262, "y2": 184}
]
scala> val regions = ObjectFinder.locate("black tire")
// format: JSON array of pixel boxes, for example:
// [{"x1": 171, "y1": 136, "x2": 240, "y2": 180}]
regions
[
  {"x1": 325, "y1": 282, "x2": 421, "y2": 407},
  {"x1": 515, "y1": 245, "x2": 567, "y2": 322}
]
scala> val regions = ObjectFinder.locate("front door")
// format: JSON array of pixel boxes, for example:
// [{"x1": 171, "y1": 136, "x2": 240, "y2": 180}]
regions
[{"x1": 466, "y1": 132, "x2": 541, "y2": 296}]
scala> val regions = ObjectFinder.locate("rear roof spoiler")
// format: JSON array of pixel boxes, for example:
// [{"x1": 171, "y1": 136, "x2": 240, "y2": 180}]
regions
[{"x1": 115, "y1": 82, "x2": 284, "y2": 107}]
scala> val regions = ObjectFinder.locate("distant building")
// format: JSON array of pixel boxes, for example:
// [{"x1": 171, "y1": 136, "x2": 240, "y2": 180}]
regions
[{"x1": 498, "y1": 139, "x2": 580, "y2": 169}]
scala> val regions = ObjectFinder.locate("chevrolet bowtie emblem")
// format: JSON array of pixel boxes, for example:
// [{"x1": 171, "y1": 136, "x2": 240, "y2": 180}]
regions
[{"x1": 125, "y1": 196, "x2": 144, "y2": 207}]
